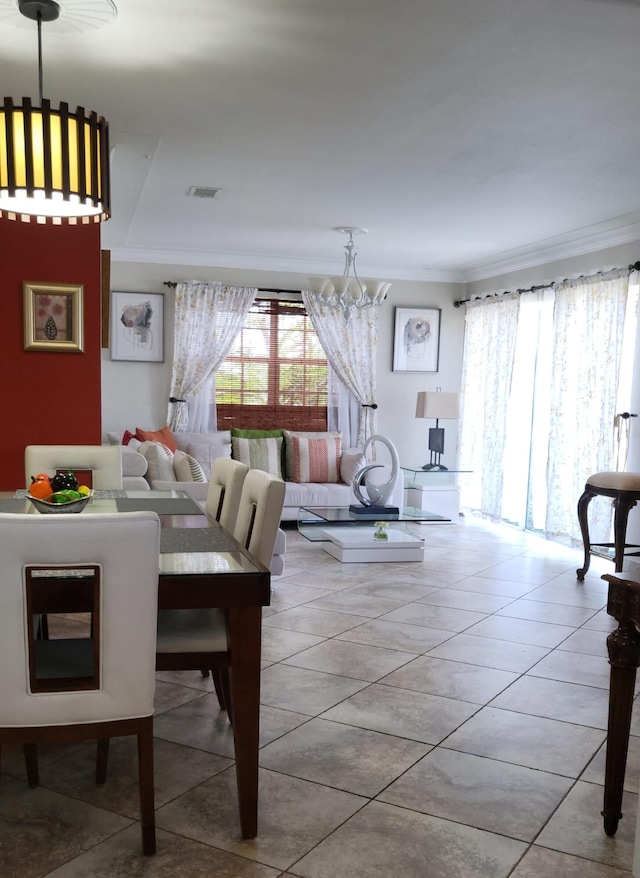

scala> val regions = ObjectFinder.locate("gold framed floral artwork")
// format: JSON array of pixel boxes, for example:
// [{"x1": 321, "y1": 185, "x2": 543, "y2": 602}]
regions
[{"x1": 23, "y1": 282, "x2": 84, "y2": 353}]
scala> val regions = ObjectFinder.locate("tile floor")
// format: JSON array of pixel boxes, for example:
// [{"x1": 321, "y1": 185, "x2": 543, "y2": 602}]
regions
[{"x1": 1, "y1": 516, "x2": 639, "y2": 877}]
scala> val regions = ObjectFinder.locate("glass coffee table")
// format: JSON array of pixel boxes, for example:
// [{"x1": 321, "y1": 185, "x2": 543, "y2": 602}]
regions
[{"x1": 297, "y1": 505, "x2": 451, "y2": 562}]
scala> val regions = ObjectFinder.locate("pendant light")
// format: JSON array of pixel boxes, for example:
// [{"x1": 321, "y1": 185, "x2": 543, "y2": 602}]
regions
[
  {"x1": 0, "y1": 0, "x2": 111, "y2": 224},
  {"x1": 307, "y1": 227, "x2": 391, "y2": 319}
]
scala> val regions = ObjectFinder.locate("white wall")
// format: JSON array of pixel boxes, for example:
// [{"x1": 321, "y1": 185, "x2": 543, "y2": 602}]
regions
[
  {"x1": 102, "y1": 260, "x2": 466, "y2": 467},
  {"x1": 104, "y1": 240, "x2": 640, "y2": 540}
]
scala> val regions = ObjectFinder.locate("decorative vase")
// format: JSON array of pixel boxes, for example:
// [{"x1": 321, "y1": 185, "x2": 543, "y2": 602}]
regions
[{"x1": 374, "y1": 521, "x2": 389, "y2": 540}]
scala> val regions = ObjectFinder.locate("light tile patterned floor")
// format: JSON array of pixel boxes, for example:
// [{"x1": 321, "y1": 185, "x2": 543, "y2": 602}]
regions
[{"x1": 1, "y1": 516, "x2": 637, "y2": 877}]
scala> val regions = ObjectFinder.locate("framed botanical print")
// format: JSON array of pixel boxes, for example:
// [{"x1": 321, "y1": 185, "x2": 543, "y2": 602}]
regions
[
  {"x1": 110, "y1": 291, "x2": 164, "y2": 362},
  {"x1": 392, "y1": 306, "x2": 441, "y2": 372},
  {"x1": 23, "y1": 281, "x2": 84, "y2": 352}
]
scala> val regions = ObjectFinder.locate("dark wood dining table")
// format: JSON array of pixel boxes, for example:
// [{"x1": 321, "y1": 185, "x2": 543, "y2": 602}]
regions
[
  {"x1": 0, "y1": 489, "x2": 270, "y2": 839},
  {"x1": 599, "y1": 564, "x2": 640, "y2": 838}
]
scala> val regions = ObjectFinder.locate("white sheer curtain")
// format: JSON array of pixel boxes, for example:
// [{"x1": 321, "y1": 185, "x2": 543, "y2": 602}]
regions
[
  {"x1": 459, "y1": 269, "x2": 635, "y2": 546},
  {"x1": 544, "y1": 270, "x2": 630, "y2": 544},
  {"x1": 302, "y1": 292, "x2": 379, "y2": 447},
  {"x1": 327, "y1": 364, "x2": 360, "y2": 448},
  {"x1": 457, "y1": 294, "x2": 520, "y2": 521},
  {"x1": 167, "y1": 282, "x2": 256, "y2": 432}
]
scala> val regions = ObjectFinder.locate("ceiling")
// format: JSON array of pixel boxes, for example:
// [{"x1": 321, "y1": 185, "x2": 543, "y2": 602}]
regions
[{"x1": 3, "y1": 0, "x2": 640, "y2": 282}]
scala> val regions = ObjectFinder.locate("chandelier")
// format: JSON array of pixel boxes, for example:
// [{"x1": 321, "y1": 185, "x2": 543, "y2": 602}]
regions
[
  {"x1": 308, "y1": 227, "x2": 391, "y2": 318},
  {"x1": 0, "y1": 0, "x2": 112, "y2": 224}
]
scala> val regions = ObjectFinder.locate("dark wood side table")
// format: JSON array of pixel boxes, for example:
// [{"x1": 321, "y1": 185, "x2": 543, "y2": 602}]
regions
[{"x1": 601, "y1": 570, "x2": 640, "y2": 835}]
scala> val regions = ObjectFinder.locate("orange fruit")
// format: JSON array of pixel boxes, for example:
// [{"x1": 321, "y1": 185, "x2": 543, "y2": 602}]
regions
[{"x1": 29, "y1": 475, "x2": 52, "y2": 499}]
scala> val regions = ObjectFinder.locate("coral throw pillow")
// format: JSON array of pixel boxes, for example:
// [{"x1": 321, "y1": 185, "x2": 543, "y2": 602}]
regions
[
  {"x1": 135, "y1": 425, "x2": 178, "y2": 453},
  {"x1": 291, "y1": 435, "x2": 341, "y2": 483}
]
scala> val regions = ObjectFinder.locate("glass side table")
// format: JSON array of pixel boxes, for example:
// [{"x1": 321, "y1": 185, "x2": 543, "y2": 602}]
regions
[{"x1": 400, "y1": 467, "x2": 472, "y2": 520}]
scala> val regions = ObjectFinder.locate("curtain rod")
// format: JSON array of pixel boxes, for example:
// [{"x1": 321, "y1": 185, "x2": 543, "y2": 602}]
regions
[
  {"x1": 162, "y1": 281, "x2": 301, "y2": 294},
  {"x1": 453, "y1": 261, "x2": 640, "y2": 308}
]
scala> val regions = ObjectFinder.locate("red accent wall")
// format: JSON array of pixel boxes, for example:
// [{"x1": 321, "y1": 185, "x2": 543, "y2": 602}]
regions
[{"x1": 0, "y1": 217, "x2": 102, "y2": 490}]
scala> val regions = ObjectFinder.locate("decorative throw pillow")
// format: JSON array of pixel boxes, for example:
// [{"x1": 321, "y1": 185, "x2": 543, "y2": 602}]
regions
[
  {"x1": 185, "y1": 443, "x2": 214, "y2": 480},
  {"x1": 283, "y1": 430, "x2": 342, "y2": 481},
  {"x1": 140, "y1": 441, "x2": 175, "y2": 482},
  {"x1": 121, "y1": 429, "x2": 136, "y2": 446},
  {"x1": 231, "y1": 428, "x2": 284, "y2": 439},
  {"x1": 173, "y1": 431, "x2": 232, "y2": 460},
  {"x1": 231, "y1": 427, "x2": 286, "y2": 471},
  {"x1": 135, "y1": 425, "x2": 178, "y2": 453},
  {"x1": 231, "y1": 436, "x2": 283, "y2": 478},
  {"x1": 173, "y1": 449, "x2": 207, "y2": 482},
  {"x1": 290, "y1": 434, "x2": 342, "y2": 484},
  {"x1": 340, "y1": 448, "x2": 367, "y2": 485}
]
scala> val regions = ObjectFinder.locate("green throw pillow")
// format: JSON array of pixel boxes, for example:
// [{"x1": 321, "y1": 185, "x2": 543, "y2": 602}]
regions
[
  {"x1": 230, "y1": 427, "x2": 284, "y2": 439},
  {"x1": 231, "y1": 436, "x2": 284, "y2": 479},
  {"x1": 231, "y1": 428, "x2": 285, "y2": 471}
]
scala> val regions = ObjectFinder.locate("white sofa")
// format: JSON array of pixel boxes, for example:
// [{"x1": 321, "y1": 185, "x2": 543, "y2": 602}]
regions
[
  {"x1": 121, "y1": 446, "x2": 151, "y2": 491},
  {"x1": 109, "y1": 429, "x2": 404, "y2": 577},
  {"x1": 110, "y1": 430, "x2": 404, "y2": 521}
]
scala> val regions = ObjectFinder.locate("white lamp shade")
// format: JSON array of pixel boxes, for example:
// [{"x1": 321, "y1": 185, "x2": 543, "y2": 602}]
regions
[
  {"x1": 415, "y1": 391, "x2": 460, "y2": 420},
  {"x1": 331, "y1": 276, "x2": 351, "y2": 295},
  {"x1": 308, "y1": 276, "x2": 331, "y2": 295}
]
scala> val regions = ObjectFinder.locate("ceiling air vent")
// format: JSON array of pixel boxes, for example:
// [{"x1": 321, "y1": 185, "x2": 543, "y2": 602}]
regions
[{"x1": 187, "y1": 186, "x2": 221, "y2": 199}]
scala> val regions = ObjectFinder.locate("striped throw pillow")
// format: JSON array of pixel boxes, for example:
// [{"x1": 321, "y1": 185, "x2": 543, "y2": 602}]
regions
[
  {"x1": 173, "y1": 449, "x2": 207, "y2": 483},
  {"x1": 291, "y1": 434, "x2": 342, "y2": 483},
  {"x1": 231, "y1": 436, "x2": 283, "y2": 478}
]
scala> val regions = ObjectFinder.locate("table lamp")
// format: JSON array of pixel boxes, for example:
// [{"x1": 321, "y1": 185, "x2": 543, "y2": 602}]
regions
[{"x1": 415, "y1": 390, "x2": 460, "y2": 471}]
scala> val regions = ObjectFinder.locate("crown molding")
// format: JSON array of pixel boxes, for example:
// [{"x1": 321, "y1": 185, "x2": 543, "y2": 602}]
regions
[
  {"x1": 109, "y1": 211, "x2": 640, "y2": 287},
  {"x1": 460, "y1": 211, "x2": 640, "y2": 283},
  {"x1": 108, "y1": 246, "x2": 466, "y2": 284}
]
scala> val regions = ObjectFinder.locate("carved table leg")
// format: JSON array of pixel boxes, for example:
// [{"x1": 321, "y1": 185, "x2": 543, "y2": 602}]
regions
[
  {"x1": 602, "y1": 620, "x2": 640, "y2": 835},
  {"x1": 577, "y1": 486, "x2": 596, "y2": 581}
]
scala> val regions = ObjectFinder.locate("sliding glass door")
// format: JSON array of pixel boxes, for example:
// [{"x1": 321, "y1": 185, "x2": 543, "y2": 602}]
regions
[{"x1": 459, "y1": 271, "x2": 637, "y2": 547}]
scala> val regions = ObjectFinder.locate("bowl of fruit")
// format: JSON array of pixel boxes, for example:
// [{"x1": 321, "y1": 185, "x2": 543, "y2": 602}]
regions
[{"x1": 27, "y1": 471, "x2": 92, "y2": 514}]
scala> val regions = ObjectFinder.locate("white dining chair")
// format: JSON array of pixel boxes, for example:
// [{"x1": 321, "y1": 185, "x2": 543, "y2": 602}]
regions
[
  {"x1": 156, "y1": 469, "x2": 286, "y2": 719},
  {"x1": 25, "y1": 444, "x2": 123, "y2": 490},
  {"x1": 0, "y1": 511, "x2": 161, "y2": 855},
  {"x1": 204, "y1": 457, "x2": 249, "y2": 531}
]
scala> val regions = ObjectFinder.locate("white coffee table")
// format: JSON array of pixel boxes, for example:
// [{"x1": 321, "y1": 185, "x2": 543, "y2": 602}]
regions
[{"x1": 319, "y1": 527, "x2": 425, "y2": 563}]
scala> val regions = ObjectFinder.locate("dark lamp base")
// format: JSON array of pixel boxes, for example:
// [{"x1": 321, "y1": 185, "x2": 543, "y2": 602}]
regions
[{"x1": 422, "y1": 463, "x2": 449, "y2": 471}]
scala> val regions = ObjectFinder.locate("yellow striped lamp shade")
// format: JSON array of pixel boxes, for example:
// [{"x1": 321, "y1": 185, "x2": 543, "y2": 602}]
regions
[{"x1": 0, "y1": 96, "x2": 110, "y2": 224}]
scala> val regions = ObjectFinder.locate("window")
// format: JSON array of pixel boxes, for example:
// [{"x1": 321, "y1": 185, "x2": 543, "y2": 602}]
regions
[{"x1": 216, "y1": 298, "x2": 328, "y2": 431}]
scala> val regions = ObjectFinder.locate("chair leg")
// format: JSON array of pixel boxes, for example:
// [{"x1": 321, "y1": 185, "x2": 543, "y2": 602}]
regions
[
  {"x1": 137, "y1": 717, "x2": 156, "y2": 856},
  {"x1": 613, "y1": 497, "x2": 637, "y2": 572},
  {"x1": 212, "y1": 668, "x2": 233, "y2": 723},
  {"x1": 96, "y1": 738, "x2": 110, "y2": 784},
  {"x1": 23, "y1": 743, "x2": 39, "y2": 788},
  {"x1": 576, "y1": 487, "x2": 595, "y2": 581}
]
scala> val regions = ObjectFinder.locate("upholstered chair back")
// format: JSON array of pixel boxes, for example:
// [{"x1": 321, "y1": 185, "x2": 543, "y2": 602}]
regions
[
  {"x1": 233, "y1": 469, "x2": 286, "y2": 569},
  {"x1": 25, "y1": 445, "x2": 123, "y2": 490},
  {"x1": 205, "y1": 458, "x2": 249, "y2": 531},
  {"x1": 0, "y1": 511, "x2": 160, "y2": 728}
]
